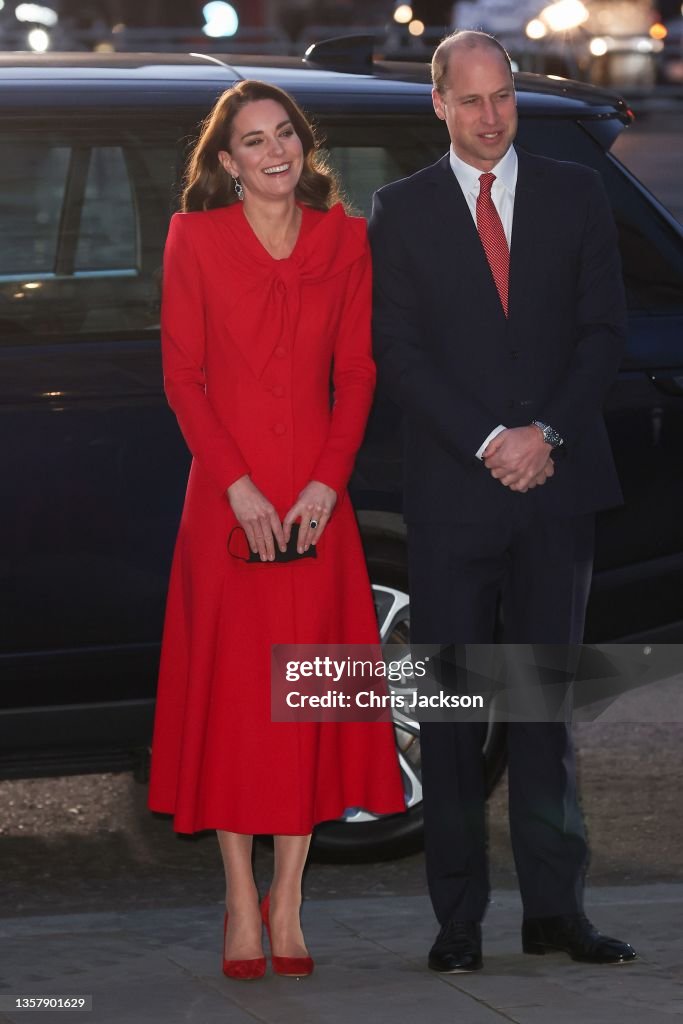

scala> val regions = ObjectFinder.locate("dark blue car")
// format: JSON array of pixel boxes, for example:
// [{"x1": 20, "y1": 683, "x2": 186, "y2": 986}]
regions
[{"x1": 2, "y1": 44, "x2": 682, "y2": 857}]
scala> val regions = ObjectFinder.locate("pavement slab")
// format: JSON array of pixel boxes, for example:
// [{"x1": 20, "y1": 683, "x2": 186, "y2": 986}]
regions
[{"x1": 1, "y1": 887, "x2": 681, "y2": 1024}]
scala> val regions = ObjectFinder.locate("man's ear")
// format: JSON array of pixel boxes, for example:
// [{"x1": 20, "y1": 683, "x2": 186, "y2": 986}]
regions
[{"x1": 432, "y1": 87, "x2": 446, "y2": 121}]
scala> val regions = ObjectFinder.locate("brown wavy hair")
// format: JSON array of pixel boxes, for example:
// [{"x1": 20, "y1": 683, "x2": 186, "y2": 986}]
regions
[{"x1": 181, "y1": 80, "x2": 343, "y2": 213}]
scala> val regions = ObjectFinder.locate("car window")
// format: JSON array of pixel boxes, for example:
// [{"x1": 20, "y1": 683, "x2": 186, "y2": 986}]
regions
[
  {"x1": 75, "y1": 147, "x2": 136, "y2": 272},
  {"x1": 0, "y1": 126, "x2": 180, "y2": 343},
  {"x1": 517, "y1": 118, "x2": 683, "y2": 314},
  {"x1": 0, "y1": 142, "x2": 70, "y2": 276},
  {"x1": 602, "y1": 151, "x2": 683, "y2": 314},
  {"x1": 320, "y1": 119, "x2": 449, "y2": 217},
  {"x1": 3, "y1": 108, "x2": 681, "y2": 343},
  {"x1": 325, "y1": 145, "x2": 406, "y2": 216}
]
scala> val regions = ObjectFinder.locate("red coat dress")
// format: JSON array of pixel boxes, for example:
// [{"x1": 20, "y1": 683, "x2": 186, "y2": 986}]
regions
[{"x1": 147, "y1": 201, "x2": 406, "y2": 834}]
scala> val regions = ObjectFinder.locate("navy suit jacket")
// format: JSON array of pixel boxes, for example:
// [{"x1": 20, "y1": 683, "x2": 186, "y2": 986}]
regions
[{"x1": 368, "y1": 148, "x2": 627, "y2": 524}]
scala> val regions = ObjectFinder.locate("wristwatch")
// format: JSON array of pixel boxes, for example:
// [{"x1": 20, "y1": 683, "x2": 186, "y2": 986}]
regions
[{"x1": 532, "y1": 420, "x2": 564, "y2": 450}]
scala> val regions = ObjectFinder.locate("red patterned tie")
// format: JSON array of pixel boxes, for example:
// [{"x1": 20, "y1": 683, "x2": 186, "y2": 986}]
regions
[{"x1": 476, "y1": 172, "x2": 509, "y2": 317}]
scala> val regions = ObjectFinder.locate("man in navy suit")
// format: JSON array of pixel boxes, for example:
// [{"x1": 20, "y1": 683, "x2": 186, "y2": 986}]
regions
[{"x1": 369, "y1": 30, "x2": 636, "y2": 971}]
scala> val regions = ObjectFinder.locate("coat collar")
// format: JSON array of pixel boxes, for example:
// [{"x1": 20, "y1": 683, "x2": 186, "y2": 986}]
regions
[{"x1": 213, "y1": 203, "x2": 366, "y2": 378}]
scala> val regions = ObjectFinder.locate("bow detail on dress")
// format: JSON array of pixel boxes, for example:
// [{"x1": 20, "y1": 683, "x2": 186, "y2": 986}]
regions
[{"x1": 217, "y1": 202, "x2": 366, "y2": 379}]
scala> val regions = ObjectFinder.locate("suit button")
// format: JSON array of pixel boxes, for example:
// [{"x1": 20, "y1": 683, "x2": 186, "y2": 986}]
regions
[
  {"x1": 273, "y1": 423, "x2": 287, "y2": 436},
  {"x1": 272, "y1": 385, "x2": 285, "y2": 398},
  {"x1": 274, "y1": 346, "x2": 287, "y2": 358},
  {"x1": 510, "y1": 350, "x2": 519, "y2": 359}
]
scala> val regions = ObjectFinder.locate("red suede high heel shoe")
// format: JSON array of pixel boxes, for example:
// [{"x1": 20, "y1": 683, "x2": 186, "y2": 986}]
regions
[
  {"x1": 222, "y1": 911, "x2": 266, "y2": 980},
  {"x1": 260, "y1": 892, "x2": 314, "y2": 977}
]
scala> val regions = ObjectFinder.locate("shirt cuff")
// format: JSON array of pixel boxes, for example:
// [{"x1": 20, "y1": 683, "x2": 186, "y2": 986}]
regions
[{"x1": 476, "y1": 425, "x2": 506, "y2": 460}]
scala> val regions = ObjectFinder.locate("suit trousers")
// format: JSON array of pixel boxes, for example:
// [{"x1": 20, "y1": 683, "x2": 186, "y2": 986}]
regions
[{"x1": 408, "y1": 505, "x2": 595, "y2": 923}]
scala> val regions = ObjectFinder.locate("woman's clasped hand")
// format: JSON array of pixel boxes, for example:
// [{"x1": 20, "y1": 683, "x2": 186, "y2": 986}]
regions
[{"x1": 227, "y1": 476, "x2": 337, "y2": 559}]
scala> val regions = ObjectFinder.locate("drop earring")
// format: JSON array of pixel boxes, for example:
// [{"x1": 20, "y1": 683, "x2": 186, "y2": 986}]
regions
[{"x1": 233, "y1": 177, "x2": 244, "y2": 201}]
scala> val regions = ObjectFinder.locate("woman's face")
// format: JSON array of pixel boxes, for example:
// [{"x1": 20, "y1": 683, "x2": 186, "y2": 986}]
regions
[{"x1": 218, "y1": 98, "x2": 305, "y2": 203}]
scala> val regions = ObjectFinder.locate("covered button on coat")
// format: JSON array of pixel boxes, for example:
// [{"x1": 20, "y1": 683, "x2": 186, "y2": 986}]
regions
[{"x1": 148, "y1": 202, "x2": 406, "y2": 834}]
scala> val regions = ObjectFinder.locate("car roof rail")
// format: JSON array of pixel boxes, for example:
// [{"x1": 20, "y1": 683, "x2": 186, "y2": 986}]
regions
[{"x1": 304, "y1": 34, "x2": 375, "y2": 71}]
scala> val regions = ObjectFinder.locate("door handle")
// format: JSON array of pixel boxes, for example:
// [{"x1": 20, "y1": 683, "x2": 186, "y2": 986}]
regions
[{"x1": 649, "y1": 373, "x2": 683, "y2": 397}]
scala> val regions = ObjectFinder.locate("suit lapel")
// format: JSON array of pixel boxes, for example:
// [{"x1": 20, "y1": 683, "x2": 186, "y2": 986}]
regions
[
  {"x1": 508, "y1": 148, "x2": 546, "y2": 322},
  {"x1": 427, "y1": 155, "x2": 506, "y2": 318}
]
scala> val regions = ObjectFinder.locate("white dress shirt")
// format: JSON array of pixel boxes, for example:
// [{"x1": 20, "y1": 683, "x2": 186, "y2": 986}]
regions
[
  {"x1": 449, "y1": 143, "x2": 518, "y2": 247},
  {"x1": 448, "y1": 145, "x2": 518, "y2": 458}
]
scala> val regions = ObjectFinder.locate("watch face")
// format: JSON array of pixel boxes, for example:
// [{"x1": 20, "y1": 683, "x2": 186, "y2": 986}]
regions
[{"x1": 534, "y1": 421, "x2": 562, "y2": 448}]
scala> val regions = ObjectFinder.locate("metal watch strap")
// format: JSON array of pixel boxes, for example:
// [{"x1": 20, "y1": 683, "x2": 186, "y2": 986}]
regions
[{"x1": 532, "y1": 420, "x2": 564, "y2": 449}]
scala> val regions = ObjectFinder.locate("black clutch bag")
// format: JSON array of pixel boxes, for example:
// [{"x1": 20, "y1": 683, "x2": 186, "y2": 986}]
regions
[{"x1": 227, "y1": 523, "x2": 317, "y2": 563}]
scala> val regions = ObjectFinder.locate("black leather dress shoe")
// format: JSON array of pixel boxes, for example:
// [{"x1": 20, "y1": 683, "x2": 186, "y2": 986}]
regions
[
  {"x1": 428, "y1": 919, "x2": 483, "y2": 973},
  {"x1": 522, "y1": 914, "x2": 637, "y2": 964}
]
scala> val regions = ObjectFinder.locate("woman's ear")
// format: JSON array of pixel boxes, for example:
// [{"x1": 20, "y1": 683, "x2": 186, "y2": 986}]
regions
[{"x1": 217, "y1": 150, "x2": 237, "y2": 178}]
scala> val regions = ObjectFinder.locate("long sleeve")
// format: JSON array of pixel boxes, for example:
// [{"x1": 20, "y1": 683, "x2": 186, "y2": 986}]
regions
[
  {"x1": 311, "y1": 241, "x2": 376, "y2": 496},
  {"x1": 538, "y1": 171, "x2": 627, "y2": 441},
  {"x1": 161, "y1": 213, "x2": 250, "y2": 494},
  {"x1": 369, "y1": 188, "x2": 500, "y2": 463}
]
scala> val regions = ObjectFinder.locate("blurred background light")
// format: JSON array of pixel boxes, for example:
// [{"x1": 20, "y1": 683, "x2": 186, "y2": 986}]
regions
[
  {"x1": 589, "y1": 37, "x2": 609, "y2": 56},
  {"x1": 27, "y1": 26, "x2": 50, "y2": 51},
  {"x1": 202, "y1": 2, "x2": 239, "y2": 38},
  {"x1": 539, "y1": 0, "x2": 590, "y2": 33},
  {"x1": 16, "y1": 4, "x2": 58, "y2": 27},
  {"x1": 408, "y1": 18, "x2": 425, "y2": 35},
  {"x1": 393, "y1": 4, "x2": 413, "y2": 24},
  {"x1": 649, "y1": 23, "x2": 667, "y2": 41},
  {"x1": 526, "y1": 19, "x2": 548, "y2": 39}
]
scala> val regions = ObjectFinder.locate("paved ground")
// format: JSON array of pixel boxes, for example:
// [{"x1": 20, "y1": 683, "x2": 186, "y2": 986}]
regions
[
  {"x1": 2, "y1": 683, "x2": 682, "y2": 1022},
  {"x1": 1, "y1": 886, "x2": 682, "y2": 1024},
  {"x1": 2, "y1": 715, "x2": 682, "y2": 919}
]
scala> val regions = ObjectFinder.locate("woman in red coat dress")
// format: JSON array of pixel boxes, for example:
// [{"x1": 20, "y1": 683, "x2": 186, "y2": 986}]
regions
[{"x1": 147, "y1": 81, "x2": 405, "y2": 979}]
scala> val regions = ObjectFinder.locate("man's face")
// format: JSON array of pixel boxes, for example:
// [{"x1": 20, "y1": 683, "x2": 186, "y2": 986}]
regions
[{"x1": 432, "y1": 46, "x2": 517, "y2": 172}]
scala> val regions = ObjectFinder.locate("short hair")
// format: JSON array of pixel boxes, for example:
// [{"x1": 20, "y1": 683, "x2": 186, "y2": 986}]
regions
[{"x1": 431, "y1": 30, "x2": 513, "y2": 95}]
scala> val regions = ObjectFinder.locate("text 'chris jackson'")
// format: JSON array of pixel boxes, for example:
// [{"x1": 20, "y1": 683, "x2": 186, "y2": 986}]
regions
[{"x1": 284, "y1": 689, "x2": 485, "y2": 710}]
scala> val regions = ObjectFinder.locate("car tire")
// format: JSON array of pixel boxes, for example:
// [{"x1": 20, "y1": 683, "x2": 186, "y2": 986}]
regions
[{"x1": 310, "y1": 535, "x2": 508, "y2": 862}]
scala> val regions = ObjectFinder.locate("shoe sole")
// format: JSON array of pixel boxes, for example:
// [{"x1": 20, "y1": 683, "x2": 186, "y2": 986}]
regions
[
  {"x1": 523, "y1": 946, "x2": 638, "y2": 964},
  {"x1": 428, "y1": 962, "x2": 483, "y2": 973}
]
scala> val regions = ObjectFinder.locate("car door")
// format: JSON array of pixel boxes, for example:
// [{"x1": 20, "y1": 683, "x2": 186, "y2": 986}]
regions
[
  {"x1": 1, "y1": 115, "x2": 190, "y2": 711},
  {"x1": 516, "y1": 116, "x2": 683, "y2": 641}
]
